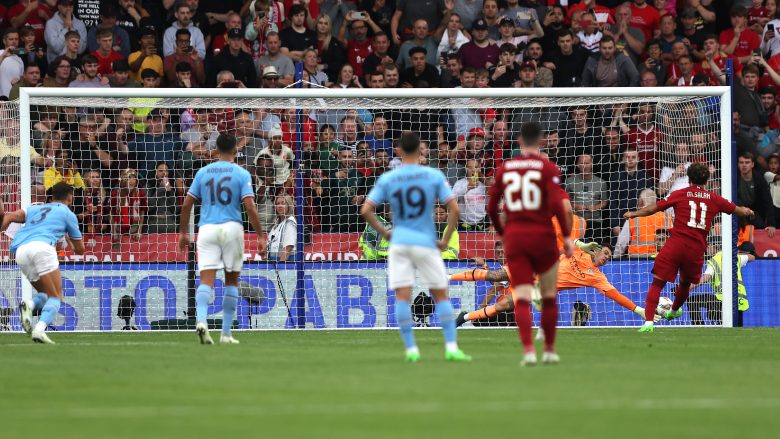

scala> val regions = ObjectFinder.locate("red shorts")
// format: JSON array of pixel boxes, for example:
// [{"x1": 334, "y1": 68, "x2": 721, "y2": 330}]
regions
[
  {"x1": 503, "y1": 227, "x2": 559, "y2": 286},
  {"x1": 652, "y1": 241, "x2": 704, "y2": 283}
]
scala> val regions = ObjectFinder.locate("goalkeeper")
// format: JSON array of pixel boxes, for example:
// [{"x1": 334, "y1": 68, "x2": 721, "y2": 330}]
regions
[{"x1": 454, "y1": 240, "x2": 662, "y2": 326}]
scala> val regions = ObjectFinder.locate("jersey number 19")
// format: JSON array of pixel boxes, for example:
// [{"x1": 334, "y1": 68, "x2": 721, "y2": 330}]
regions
[{"x1": 503, "y1": 170, "x2": 541, "y2": 211}]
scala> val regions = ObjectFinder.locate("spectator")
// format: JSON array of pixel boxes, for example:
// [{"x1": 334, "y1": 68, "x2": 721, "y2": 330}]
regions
[
  {"x1": 400, "y1": 46, "x2": 440, "y2": 87},
  {"x1": 331, "y1": 63, "x2": 362, "y2": 88},
  {"x1": 734, "y1": 64, "x2": 765, "y2": 130},
  {"x1": 268, "y1": 194, "x2": 297, "y2": 261},
  {"x1": 700, "y1": 34, "x2": 738, "y2": 85},
  {"x1": 253, "y1": 152, "x2": 278, "y2": 232},
  {"x1": 658, "y1": 141, "x2": 693, "y2": 197},
  {"x1": 18, "y1": 26, "x2": 48, "y2": 74},
  {"x1": 541, "y1": 130, "x2": 569, "y2": 178},
  {"x1": 489, "y1": 43, "x2": 520, "y2": 87},
  {"x1": 109, "y1": 59, "x2": 140, "y2": 87},
  {"x1": 42, "y1": 56, "x2": 73, "y2": 87},
  {"x1": 738, "y1": 151, "x2": 776, "y2": 232},
  {"x1": 7, "y1": 0, "x2": 52, "y2": 46},
  {"x1": 476, "y1": 0, "x2": 502, "y2": 40},
  {"x1": 181, "y1": 108, "x2": 219, "y2": 166},
  {"x1": 522, "y1": 40, "x2": 553, "y2": 87},
  {"x1": 0, "y1": 29, "x2": 24, "y2": 98},
  {"x1": 565, "y1": 0, "x2": 613, "y2": 27},
  {"x1": 678, "y1": 7, "x2": 707, "y2": 60},
  {"x1": 163, "y1": 3, "x2": 206, "y2": 58},
  {"x1": 68, "y1": 54, "x2": 110, "y2": 88},
  {"x1": 207, "y1": 28, "x2": 258, "y2": 88},
  {"x1": 8, "y1": 64, "x2": 41, "y2": 100},
  {"x1": 140, "y1": 67, "x2": 162, "y2": 88},
  {"x1": 452, "y1": 159, "x2": 488, "y2": 230},
  {"x1": 539, "y1": 5, "x2": 566, "y2": 53},
  {"x1": 76, "y1": 169, "x2": 108, "y2": 233},
  {"x1": 603, "y1": 3, "x2": 646, "y2": 65},
  {"x1": 43, "y1": 148, "x2": 84, "y2": 191},
  {"x1": 391, "y1": 0, "x2": 449, "y2": 45},
  {"x1": 577, "y1": 11, "x2": 604, "y2": 52},
  {"x1": 763, "y1": 153, "x2": 780, "y2": 226},
  {"x1": 622, "y1": 104, "x2": 659, "y2": 181},
  {"x1": 364, "y1": 115, "x2": 392, "y2": 155},
  {"x1": 316, "y1": 14, "x2": 347, "y2": 81},
  {"x1": 109, "y1": 168, "x2": 147, "y2": 246},
  {"x1": 91, "y1": 28, "x2": 124, "y2": 76},
  {"x1": 127, "y1": 109, "x2": 182, "y2": 179},
  {"x1": 259, "y1": 125, "x2": 294, "y2": 186},
  {"x1": 128, "y1": 27, "x2": 163, "y2": 83},
  {"x1": 397, "y1": 19, "x2": 439, "y2": 69},
  {"x1": 336, "y1": 11, "x2": 382, "y2": 81},
  {"x1": 86, "y1": 2, "x2": 132, "y2": 58},
  {"x1": 721, "y1": 6, "x2": 761, "y2": 64},
  {"x1": 232, "y1": 109, "x2": 264, "y2": 170},
  {"x1": 319, "y1": 146, "x2": 365, "y2": 232},
  {"x1": 609, "y1": 147, "x2": 652, "y2": 236},
  {"x1": 245, "y1": 0, "x2": 285, "y2": 62},
  {"x1": 565, "y1": 154, "x2": 609, "y2": 242},
  {"x1": 544, "y1": 29, "x2": 590, "y2": 87},
  {"x1": 458, "y1": 19, "x2": 500, "y2": 69},
  {"x1": 761, "y1": 2, "x2": 780, "y2": 56},
  {"x1": 629, "y1": 0, "x2": 661, "y2": 42},
  {"x1": 362, "y1": 32, "x2": 395, "y2": 82},
  {"x1": 211, "y1": 12, "x2": 250, "y2": 57},
  {"x1": 163, "y1": 29, "x2": 206, "y2": 86},
  {"x1": 597, "y1": 125, "x2": 625, "y2": 177},
  {"x1": 436, "y1": 13, "x2": 470, "y2": 61},
  {"x1": 666, "y1": 54, "x2": 696, "y2": 85},
  {"x1": 45, "y1": 0, "x2": 87, "y2": 63},
  {"x1": 430, "y1": 141, "x2": 462, "y2": 185},
  {"x1": 366, "y1": 0, "x2": 394, "y2": 36},
  {"x1": 503, "y1": 0, "x2": 540, "y2": 35},
  {"x1": 582, "y1": 36, "x2": 639, "y2": 87},
  {"x1": 257, "y1": 32, "x2": 295, "y2": 86},
  {"x1": 614, "y1": 188, "x2": 670, "y2": 257},
  {"x1": 440, "y1": 53, "x2": 463, "y2": 87},
  {"x1": 487, "y1": 118, "x2": 511, "y2": 168},
  {"x1": 171, "y1": 62, "x2": 195, "y2": 88},
  {"x1": 657, "y1": 13, "x2": 682, "y2": 57},
  {"x1": 66, "y1": 113, "x2": 114, "y2": 183},
  {"x1": 145, "y1": 162, "x2": 179, "y2": 233},
  {"x1": 280, "y1": 4, "x2": 317, "y2": 62},
  {"x1": 59, "y1": 30, "x2": 83, "y2": 74},
  {"x1": 116, "y1": 0, "x2": 152, "y2": 49}
]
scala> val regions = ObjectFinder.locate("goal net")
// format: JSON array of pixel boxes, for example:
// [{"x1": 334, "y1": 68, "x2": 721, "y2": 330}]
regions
[{"x1": 1, "y1": 87, "x2": 734, "y2": 331}]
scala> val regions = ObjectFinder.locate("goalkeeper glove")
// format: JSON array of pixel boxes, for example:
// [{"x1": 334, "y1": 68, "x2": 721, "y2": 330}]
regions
[{"x1": 575, "y1": 239, "x2": 601, "y2": 256}]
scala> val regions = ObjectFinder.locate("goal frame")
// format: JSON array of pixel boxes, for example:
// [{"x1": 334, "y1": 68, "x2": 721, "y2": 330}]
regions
[{"x1": 17, "y1": 86, "x2": 735, "y2": 328}]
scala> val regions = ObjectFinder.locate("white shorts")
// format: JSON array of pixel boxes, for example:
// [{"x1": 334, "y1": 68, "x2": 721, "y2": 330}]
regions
[
  {"x1": 388, "y1": 245, "x2": 448, "y2": 290},
  {"x1": 15, "y1": 241, "x2": 59, "y2": 282},
  {"x1": 196, "y1": 222, "x2": 245, "y2": 273}
]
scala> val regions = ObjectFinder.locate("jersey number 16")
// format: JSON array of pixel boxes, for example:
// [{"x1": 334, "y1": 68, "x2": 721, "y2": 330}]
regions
[{"x1": 503, "y1": 170, "x2": 541, "y2": 211}]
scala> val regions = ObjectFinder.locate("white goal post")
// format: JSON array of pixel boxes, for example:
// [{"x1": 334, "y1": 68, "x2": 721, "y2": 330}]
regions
[{"x1": 3, "y1": 86, "x2": 735, "y2": 330}]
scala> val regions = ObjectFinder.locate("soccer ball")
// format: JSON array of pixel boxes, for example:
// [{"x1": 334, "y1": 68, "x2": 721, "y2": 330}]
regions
[{"x1": 656, "y1": 297, "x2": 673, "y2": 316}]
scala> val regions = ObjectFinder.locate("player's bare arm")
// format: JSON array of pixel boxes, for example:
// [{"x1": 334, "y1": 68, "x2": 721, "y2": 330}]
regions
[
  {"x1": 360, "y1": 201, "x2": 391, "y2": 240},
  {"x1": 734, "y1": 206, "x2": 756, "y2": 219},
  {"x1": 0, "y1": 208, "x2": 26, "y2": 232},
  {"x1": 438, "y1": 198, "x2": 460, "y2": 252},
  {"x1": 68, "y1": 236, "x2": 86, "y2": 255},
  {"x1": 243, "y1": 197, "x2": 267, "y2": 257},
  {"x1": 178, "y1": 195, "x2": 196, "y2": 251},
  {"x1": 624, "y1": 203, "x2": 660, "y2": 219}
]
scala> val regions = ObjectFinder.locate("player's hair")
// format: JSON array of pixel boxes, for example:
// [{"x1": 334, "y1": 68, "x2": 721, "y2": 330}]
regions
[
  {"x1": 399, "y1": 131, "x2": 420, "y2": 154},
  {"x1": 520, "y1": 121, "x2": 543, "y2": 146},
  {"x1": 216, "y1": 133, "x2": 238, "y2": 154},
  {"x1": 687, "y1": 162, "x2": 710, "y2": 185},
  {"x1": 50, "y1": 182, "x2": 75, "y2": 201}
]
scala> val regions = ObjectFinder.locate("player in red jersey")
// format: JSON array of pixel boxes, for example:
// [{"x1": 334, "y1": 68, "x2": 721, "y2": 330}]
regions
[
  {"x1": 624, "y1": 163, "x2": 755, "y2": 332},
  {"x1": 487, "y1": 121, "x2": 573, "y2": 366}
]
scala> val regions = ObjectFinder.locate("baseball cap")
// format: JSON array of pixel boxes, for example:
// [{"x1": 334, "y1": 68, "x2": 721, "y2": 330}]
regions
[
  {"x1": 680, "y1": 8, "x2": 698, "y2": 18},
  {"x1": 738, "y1": 241, "x2": 757, "y2": 257},
  {"x1": 268, "y1": 124, "x2": 283, "y2": 138},
  {"x1": 227, "y1": 28, "x2": 242, "y2": 39},
  {"x1": 262, "y1": 66, "x2": 279, "y2": 78},
  {"x1": 499, "y1": 17, "x2": 515, "y2": 27},
  {"x1": 468, "y1": 127, "x2": 486, "y2": 138},
  {"x1": 472, "y1": 19, "x2": 488, "y2": 31},
  {"x1": 112, "y1": 59, "x2": 130, "y2": 72},
  {"x1": 520, "y1": 60, "x2": 536, "y2": 70}
]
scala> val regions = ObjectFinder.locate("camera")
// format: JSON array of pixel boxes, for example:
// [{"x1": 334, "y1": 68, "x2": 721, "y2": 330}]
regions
[
  {"x1": 12, "y1": 47, "x2": 27, "y2": 56},
  {"x1": 353, "y1": 11, "x2": 367, "y2": 20},
  {"x1": 221, "y1": 81, "x2": 240, "y2": 88},
  {"x1": 769, "y1": 23, "x2": 775, "y2": 32},
  {"x1": 183, "y1": 45, "x2": 192, "y2": 53}
]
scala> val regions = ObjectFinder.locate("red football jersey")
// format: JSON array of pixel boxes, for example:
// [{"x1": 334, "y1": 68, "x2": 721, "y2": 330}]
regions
[
  {"x1": 488, "y1": 152, "x2": 568, "y2": 235},
  {"x1": 655, "y1": 186, "x2": 736, "y2": 251}
]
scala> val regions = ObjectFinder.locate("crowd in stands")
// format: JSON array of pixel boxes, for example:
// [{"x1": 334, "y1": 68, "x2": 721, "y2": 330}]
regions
[{"x1": 0, "y1": 0, "x2": 779, "y2": 256}]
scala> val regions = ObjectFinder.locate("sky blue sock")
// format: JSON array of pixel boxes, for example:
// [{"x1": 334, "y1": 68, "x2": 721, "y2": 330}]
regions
[
  {"x1": 32, "y1": 293, "x2": 48, "y2": 312},
  {"x1": 435, "y1": 299, "x2": 457, "y2": 345},
  {"x1": 196, "y1": 284, "x2": 212, "y2": 324},
  {"x1": 222, "y1": 286, "x2": 239, "y2": 336},
  {"x1": 39, "y1": 297, "x2": 61, "y2": 327},
  {"x1": 395, "y1": 299, "x2": 416, "y2": 350}
]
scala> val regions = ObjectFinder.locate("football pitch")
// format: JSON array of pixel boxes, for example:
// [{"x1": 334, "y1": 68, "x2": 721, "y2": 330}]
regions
[{"x1": 1, "y1": 328, "x2": 778, "y2": 438}]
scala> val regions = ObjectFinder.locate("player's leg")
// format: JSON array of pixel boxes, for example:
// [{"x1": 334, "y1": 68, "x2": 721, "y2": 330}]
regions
[
  {"x1": 218, "y1": 223, "x2": 245, "y2": 344},
  {"x1": 640, "y1": 275, "x2": 668, "y2": 332},
  {"x1": 194, "y1": 224, "x2": 222, "y2": 345},
  {"x1": 388, "y1": 246, "x2": 419, "y2": 362},
  {"x1": 17, "y1": 243, "x2": 62, "y2": 343},
  {"x1": 29, "y1": 270, "x2": 62, "y2": 344},
  {"x1": 510, "y1": 283, "x2": 537, "y2": 365},
  {"x1": 419, "y1": 247, "x2": 471, "y2": 361},
  {"x1": 537, "y1": 260, "x2": 561, "y2": 364},
  {"x1": 666, "y1": 258, "x2": 703, "y2": 321},
  {"x1": 640, "y1": 249, "x2": 679, "y2": 332},
  {"x1": 459, "y1": 289, "x2": 513, "y2": 326}
]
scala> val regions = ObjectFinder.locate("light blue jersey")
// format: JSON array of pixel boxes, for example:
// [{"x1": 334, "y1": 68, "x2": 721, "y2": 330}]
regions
[
  {"x1": 187, "y1": 161, "x2": 254, "y2": 227},
  {"x1": 367, "y1": 164, "x2": 453, "y2": 249},
  {"x1": 10, "y1": 203, "x2": 82, "y2": 254}
]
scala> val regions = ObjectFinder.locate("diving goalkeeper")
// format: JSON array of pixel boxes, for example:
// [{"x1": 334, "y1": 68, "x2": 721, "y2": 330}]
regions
[{"x1": 454, "y1": 240, "x2": 662, "y2": 326}]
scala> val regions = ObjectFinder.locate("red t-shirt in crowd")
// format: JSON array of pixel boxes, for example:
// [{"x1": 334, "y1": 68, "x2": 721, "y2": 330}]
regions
[
  {"x1": 5, "y1": 3, "x2": 51, "y2": 45},
  {"x1": 719, "y1": 28, "x2": 761, "y2": 58},
  {"x1": 627, "y1": 125, "x2": 658, "y2": 180},
  {"x1": 346, "y1": 39, "x2": 372, "y2": 79},
  {"x1": 92, "y1": 50, "x2": 124, "y2": 76}
]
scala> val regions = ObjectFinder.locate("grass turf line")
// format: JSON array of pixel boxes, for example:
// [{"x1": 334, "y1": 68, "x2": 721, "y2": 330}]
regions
[{"x1": 1, "y1": 328, "x2": 778, "y2": 439}]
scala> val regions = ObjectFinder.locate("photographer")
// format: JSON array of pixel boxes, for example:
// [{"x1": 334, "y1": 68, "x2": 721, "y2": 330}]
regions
[
  {"x1": 163, "y1": 28, "x2": 205, "y2": 86},
  {"x1": 128, "y1": 27, "x2": 163, "y2": 83},
  {"x1": 206, "y1": 28, "x2": 257, "y2": 88}
]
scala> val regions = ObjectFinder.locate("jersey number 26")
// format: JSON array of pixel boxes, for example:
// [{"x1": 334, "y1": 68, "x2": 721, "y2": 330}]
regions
[{"x1": 503, "y1": 170, "x2": 541, "y2": 211}]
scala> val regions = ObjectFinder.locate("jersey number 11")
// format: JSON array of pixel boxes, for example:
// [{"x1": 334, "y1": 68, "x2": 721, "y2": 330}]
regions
[{"x1": 687, "y1": 200, "x2": 707, "y2": 230}]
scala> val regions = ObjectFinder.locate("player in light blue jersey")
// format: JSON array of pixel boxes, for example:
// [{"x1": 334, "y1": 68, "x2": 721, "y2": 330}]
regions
[
  {"x1": 1, "y1": 183, "x2": 85, "y2": 344},
  {"x1": 179, "y1": 134, "x2": 267, "y2": 345},
  {"x1": 361, "y1": 132, "x2": 471, "y2": 363}
]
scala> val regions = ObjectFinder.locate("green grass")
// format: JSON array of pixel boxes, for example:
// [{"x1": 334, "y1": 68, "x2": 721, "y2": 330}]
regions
[{"x1": 1, "y1": 328, "x2": 779, "y2": 438}]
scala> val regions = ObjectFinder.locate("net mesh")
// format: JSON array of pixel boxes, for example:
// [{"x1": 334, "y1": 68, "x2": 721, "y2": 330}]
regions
[{"x1": 0, "y1": 91, "x2": 727, "y2": 330}]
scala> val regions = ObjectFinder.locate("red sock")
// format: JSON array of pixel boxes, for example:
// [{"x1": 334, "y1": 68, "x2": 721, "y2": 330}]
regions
[
  {"x1": 673, "y1": 281, "x2": 692, "y2": 311},
  {"x1": 645, "y1": 278, "x2": 667, "y2": 321},
  {"x1": 541, "y1": 297, "x2": 558, "y2": 352},
  {"x1": 514, "y1": 299, "x2": 534, "y2": 353}
]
